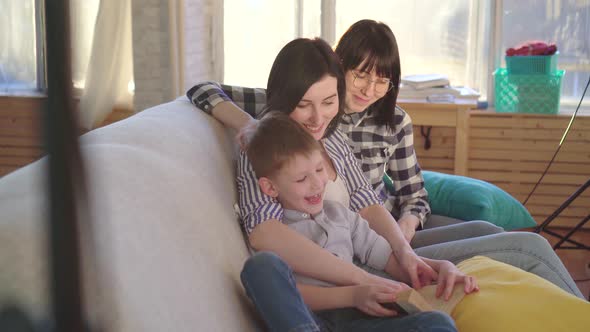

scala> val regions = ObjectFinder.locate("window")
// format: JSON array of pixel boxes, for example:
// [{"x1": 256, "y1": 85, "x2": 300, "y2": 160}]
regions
[
  {"x1": 501, "y1": 0, "x2": 590, "y2": 109},
  {"x1": 0, "y1": 0, "x2": 39, "y2": 92},
  {"x1": 223, "y1": 0, "x2": 589, "y2": 113},
  {"x1": 223, "y1": 0, "x2": 321, "y2": 88},
  {"x1": 335, "y1": 0, "x2": 479, "y2": 90},
  {"x1": 0, "y1": 0, "x2": 100, "y2": 94}
]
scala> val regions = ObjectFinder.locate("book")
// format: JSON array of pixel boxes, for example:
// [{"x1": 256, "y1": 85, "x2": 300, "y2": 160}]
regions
[
  {"x1": 386, "y1": 287, "x2": 466, "y2": 315},
  {"x1": 401, "y1": 74, "x2": 450, "y2": 90},
  {"x1": 398, "y1": 85, "x2": 480, "y2": 102}
]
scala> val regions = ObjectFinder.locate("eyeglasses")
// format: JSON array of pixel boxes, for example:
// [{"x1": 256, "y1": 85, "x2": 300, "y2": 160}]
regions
[{"x1": 350, "y1": 71, "x2": 394, "y2": 94}]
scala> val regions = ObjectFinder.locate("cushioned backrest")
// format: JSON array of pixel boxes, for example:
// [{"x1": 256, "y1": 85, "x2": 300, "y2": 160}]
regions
[{"x1": 0, "y1": 97, "x2": 262, "y2": 331}]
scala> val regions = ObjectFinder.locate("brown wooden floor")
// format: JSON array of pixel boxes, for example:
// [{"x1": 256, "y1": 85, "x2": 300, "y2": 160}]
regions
[{"x1": 533, "y1": 227, "x2": 590, "y2": 300}]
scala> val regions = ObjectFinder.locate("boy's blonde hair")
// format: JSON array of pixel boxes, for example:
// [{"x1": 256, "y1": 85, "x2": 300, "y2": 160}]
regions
[{"x1": 243, "y1": 111, "x2": 321, "y2": 179}]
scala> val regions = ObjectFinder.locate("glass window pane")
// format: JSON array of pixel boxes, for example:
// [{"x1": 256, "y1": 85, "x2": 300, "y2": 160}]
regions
[
  {"x1": 502, "y1": 0, "x2": 590, "y2": 109},
  {"x1": 0, "y1": 0, "x2": 37, "y2": 92},
  {"x1": 224, "y1": 0, "x2": 297, "y2": 88},
  {"x1": 335, "y1": 0, "x2": 473, "y2": 88},
  {"x1": 302, "y1": 0, "x2": 321, "y2": 38}
]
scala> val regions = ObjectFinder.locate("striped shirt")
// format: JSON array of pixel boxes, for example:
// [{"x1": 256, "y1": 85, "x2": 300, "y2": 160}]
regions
[
  {"x1": 236, "y1": 129, "x2": 381, "y2": 234},
  {"x1": 187, "y1": 82, "x2": 430, "y2": 229}
]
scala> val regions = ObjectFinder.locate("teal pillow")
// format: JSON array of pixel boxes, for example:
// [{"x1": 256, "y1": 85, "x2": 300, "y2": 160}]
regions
[{"x1": 383, "y1": 171, "x2": 537, "y2": 230}]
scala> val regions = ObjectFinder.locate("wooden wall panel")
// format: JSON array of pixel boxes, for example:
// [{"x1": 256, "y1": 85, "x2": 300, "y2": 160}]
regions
[
  {"x1": 414, "y1": 126, "x2": 456, "y2": 173},
  {"x1": 0, "y1": 96, "x2": 134, "y2": 178},
  {"x1": 0, "y1": 97, "x2": 44, "y2": 177},
  {"x1": 412, "y1": 112, "x2": 590, "y2": 229},
  {"x1": 467, "y1": 113, "x2": 589, "y2": 228}
]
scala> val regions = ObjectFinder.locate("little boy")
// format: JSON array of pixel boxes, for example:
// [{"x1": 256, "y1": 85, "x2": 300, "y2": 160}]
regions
[{"x1": 243, "y1": 111, "x2": 477, "y2": 310}]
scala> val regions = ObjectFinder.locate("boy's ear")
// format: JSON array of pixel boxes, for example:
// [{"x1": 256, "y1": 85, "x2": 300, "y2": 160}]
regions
[{"x1": 258, "y1": 177, "x2": 279, "y2": 197}]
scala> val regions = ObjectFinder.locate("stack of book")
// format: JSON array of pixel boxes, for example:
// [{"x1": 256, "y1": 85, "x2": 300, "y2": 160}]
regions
[{"x1": 399, "y1": 74, "x2": 480, "y2": 103}]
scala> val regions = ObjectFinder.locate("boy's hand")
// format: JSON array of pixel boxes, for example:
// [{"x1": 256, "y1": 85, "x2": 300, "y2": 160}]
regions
[
  {"x1": 435, "y1": 260, "x2": 479, "y2": 301},
  {"x1": 352, "y1": 283, "x2": 408, "y2": 317}
]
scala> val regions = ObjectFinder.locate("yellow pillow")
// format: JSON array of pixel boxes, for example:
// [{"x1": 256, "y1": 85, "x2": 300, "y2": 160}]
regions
[{"x1": 452, "y1": 256, "x2": 589, "y2": 332}]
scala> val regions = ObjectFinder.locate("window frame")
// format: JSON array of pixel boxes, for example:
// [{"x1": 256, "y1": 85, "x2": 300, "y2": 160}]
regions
[
  {"x1": 313, "y1": 0, "x2": 588, "y2": 111},
  {"x1": 34, "y1": 0, "x2": 47, "y2": 93}
]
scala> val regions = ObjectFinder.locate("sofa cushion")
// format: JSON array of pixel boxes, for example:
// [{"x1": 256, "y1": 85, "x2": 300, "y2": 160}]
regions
[
  {"x1": 384, "y1": 171, "x2": 537, "y2": 230},
  {"x1": 422, "y1": 171, "x2": 537, "y2": 230},
  {"x1": 453, "y1": 256, "x2": 590, "y2": 332},
  {"x1": 0, "y1": 97, "x2": 262, "y2": 331}
]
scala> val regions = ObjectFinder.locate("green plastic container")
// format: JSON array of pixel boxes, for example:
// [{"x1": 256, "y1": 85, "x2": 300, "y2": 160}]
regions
[
  {"x1": 505, "y1": 52, "x2": 558, "y2": 75},
  {"x1": 494, "y1": 68, "x2": 564, "y2": 114}
]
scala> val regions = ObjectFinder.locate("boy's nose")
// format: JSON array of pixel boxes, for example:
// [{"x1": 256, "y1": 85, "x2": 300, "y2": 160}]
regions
[{"x1": 310, "y1": 174, "x2": 323, "y2": 189}]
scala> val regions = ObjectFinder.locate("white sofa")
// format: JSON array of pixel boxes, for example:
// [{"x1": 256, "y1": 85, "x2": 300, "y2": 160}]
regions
[{"x1": 0, "y1": 97, "x2": 264, "y2": 331}]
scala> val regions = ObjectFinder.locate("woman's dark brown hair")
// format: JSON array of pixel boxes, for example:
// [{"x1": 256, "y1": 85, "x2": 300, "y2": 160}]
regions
[
  {"x1": 264, "y1": 38, "x2": 345, "y2": 139},
  {"x1": 335, "y1": 19, "x2": 401, "y2": 131}
]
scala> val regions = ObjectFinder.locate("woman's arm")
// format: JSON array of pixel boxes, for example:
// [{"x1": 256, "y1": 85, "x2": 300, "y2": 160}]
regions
[
  {"x1": 358, "y1": 204, "x2": 436, "y2": 288},
  {"x1": 324, "y1": 131, "x2": 436, "y2": 288},
  {"x1": 249, "y1": 220, "x2": 367, "y2": 285},
  {"x1": 358, "y1": 204, "x2": 411, "y2": 257},
  {"x1": 385, "y1": 107, "x2": 431, "y2": 235},
  {"x1": 186, "y1": 82, "x2": 267, "y2": 131},
  {"x1": 384, "y1": 254, "x2": 478, "y2": 300}
]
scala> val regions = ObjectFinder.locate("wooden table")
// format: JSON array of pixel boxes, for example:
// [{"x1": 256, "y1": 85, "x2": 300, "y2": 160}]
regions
[{"x1": 397, "y1": 99, "x2": 477, "y2": 176}]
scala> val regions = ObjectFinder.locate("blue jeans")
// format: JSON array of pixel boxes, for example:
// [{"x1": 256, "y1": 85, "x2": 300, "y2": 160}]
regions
[{"x1": 240, "y1": 252, "x2": 457, "y2": 332}]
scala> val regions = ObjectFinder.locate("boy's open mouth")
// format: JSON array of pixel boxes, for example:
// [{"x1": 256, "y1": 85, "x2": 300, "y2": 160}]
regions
[{"x1": 304, "y1": 193, "x2": 322, "y2": 205}]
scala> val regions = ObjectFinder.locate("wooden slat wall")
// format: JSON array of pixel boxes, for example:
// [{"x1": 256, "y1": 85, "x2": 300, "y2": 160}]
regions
[
  {"x1": 0, "y1": 97, "x2": 44, "y2": 177},
  {"x1": 0, "y1": 96, "x2": 134, "y2": 178},
  {"x1": 414, "y1": 113, "x2": 590, "y2": 229}
]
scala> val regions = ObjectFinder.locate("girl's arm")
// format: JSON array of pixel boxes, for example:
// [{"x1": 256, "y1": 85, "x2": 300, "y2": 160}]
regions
[{"x1": 186, "y1": 82, "x2": 267, "y2": 131}]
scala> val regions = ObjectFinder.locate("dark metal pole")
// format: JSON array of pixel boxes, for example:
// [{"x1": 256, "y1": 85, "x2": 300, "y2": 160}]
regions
[{"x1": 44, "y1": 1, "x2": 87, "y2": 331}]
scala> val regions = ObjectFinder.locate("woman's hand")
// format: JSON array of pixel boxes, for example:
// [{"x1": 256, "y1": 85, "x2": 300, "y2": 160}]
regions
[
  {"x1": 352, "y1": 282, "x2": 409, "y2": 317},
  {"x1": 434, "y1": 260, "x2": 479, "y2": 300},
  {"x1": 235, "y1": 118, "x2": 259, "y2": 150},
  {"x1": 362, "y1": 270, "x2": 411, "y2": 292},
  {"x1": 396, "y1": 249, "x2": 438, "y2": 289}
]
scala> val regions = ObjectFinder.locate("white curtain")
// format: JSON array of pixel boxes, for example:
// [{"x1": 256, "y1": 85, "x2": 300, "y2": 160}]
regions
[{"x1": 79, "y1": 0, "x2": 133, "y2": 130}]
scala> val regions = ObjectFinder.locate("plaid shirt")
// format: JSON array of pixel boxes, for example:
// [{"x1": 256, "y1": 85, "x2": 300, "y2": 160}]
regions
[{"x1": 187, "y1": 82, "x2": 430, "y2": 228}]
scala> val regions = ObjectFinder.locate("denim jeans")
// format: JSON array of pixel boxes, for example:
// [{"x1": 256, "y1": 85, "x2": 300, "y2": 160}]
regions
[
  {"x1": 241, "y1": 252, "x2": 457, "y2": 332},
  {"x1": 411, "y1": 219, "x2": 504, "y2": 248},
  {"x1": 412, "y1": 217, "x2": 583, "y2": 298}
]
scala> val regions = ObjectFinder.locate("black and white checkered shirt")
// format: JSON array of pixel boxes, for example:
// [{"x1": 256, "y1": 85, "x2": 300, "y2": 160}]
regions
[{"x1": 187, "y1": 82, "x2": 431, "y2": 227}]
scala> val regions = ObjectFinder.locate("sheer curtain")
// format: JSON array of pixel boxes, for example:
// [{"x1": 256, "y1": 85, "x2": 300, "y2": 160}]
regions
[{"x1": 79, "y1": 0, "x2": 133, "y2": 130}]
